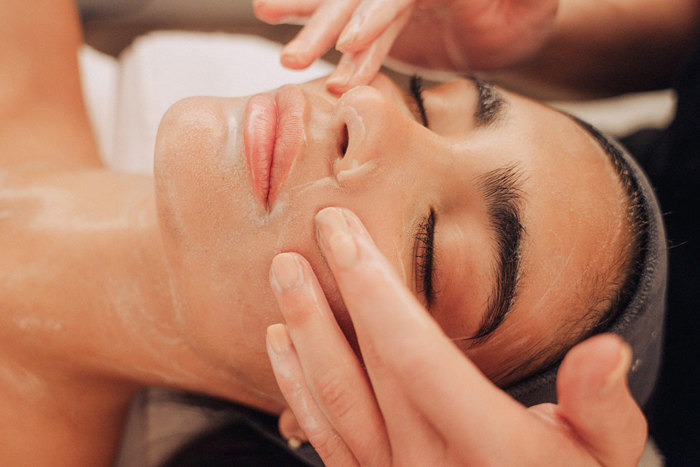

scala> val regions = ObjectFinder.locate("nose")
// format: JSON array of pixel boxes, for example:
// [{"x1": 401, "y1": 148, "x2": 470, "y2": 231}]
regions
[{"x1": 332, "y1": 82, "x2": 419, "y2": 183}]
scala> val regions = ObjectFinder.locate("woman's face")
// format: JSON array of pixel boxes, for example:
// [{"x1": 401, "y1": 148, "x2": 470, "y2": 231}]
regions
[{"x1": 154, "y1": 75, "x2": 627, "y2": 396}]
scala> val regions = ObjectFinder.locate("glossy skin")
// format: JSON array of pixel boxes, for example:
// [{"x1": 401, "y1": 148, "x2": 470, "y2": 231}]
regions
[
  {"x1": 154, "y1": 73, "x2": 628, "y2": 398},
  {"x1": 0, "y1": 71, "x2": 628, "y2": 465},
  {"x1": 266, "y1": 211, "x2": 647, "y2": 466},
  {"x1": 0, "y1": 1, "x2": 655, "y2": 464}
]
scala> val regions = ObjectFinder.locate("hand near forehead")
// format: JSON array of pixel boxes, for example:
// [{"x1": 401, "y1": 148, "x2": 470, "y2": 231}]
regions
[
  {"x1": 253, "y1": 0, "x2": 558, "y2": 93},
  {"x1": 267, "y1": 207, "x2": 647, "y2": 466}
]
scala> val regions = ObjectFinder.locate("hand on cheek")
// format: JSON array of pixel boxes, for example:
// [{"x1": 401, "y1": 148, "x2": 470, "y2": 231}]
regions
[{"x1": 267, "y1": 207, "x2": 647, "y2": 466}]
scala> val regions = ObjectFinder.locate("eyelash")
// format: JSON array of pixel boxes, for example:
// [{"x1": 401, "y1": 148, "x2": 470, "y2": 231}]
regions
[
  {"x1": 415, "y1": 209, "x2": 437, "y2": 307},
  {"x1": 409, "y1": 75, "x2": 428, "y2": 127},
  {"x1": 409, "y1": 75, "x2": 435, "y2": 306}
]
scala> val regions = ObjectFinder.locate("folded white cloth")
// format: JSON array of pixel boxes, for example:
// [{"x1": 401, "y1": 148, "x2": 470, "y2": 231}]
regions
[{"x1": 79, "y1": 32, "x2": 333, "y2": 173}]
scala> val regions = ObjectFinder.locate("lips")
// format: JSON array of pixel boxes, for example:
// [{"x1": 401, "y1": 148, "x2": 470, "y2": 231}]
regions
[{"x1": 244, "y1": 85, "x2": 306, "y2": 210}]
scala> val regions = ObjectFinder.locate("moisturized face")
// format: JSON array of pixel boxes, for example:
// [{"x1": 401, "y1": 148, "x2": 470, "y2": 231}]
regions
[{"x1": 154, "y1": 74, "x2": 628, "y2": 396}]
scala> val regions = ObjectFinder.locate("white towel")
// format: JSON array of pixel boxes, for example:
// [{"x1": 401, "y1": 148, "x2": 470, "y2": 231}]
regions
[{"x1": 79, "y1": 32, "x2": 334, "y2": 173}]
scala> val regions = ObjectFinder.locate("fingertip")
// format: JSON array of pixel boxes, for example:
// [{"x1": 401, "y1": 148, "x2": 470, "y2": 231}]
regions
[
  {"x1": 325, "y1": 81, "x2": 346, "y2": 95},
  {"x1": 325, "y1": 77, "x2": 351, "y2": 94},
  {"x1": 270, "y1": 252, "x2": 306, "y2": 293},
  {"x1": 252, "y1": 0, "x2": 279, "y2": 24},
  {"x1": 278, "y1": 408, "x2": 309, "y2": 446},
  {"x1": 556, "y1": 338, "x2": 647, "y2": 465},
  {"x1": 281, "y1": 42, "x2": 312, "y2": 69},
  {"x1": 558, "y1": 334, "x2": 628, "y2": 398},
  {"x1": 326, "y1": 59, "x2": 355, "y2": 92},
  {"x1": 280, "y1": 54, "x2": 310, "y2": 70},
  {"x1": 336, "y1": 25, "x2": 359, "y2": 53},
  {"x1": 266, "y1": 323, "x2": 293, "y2": 357}
]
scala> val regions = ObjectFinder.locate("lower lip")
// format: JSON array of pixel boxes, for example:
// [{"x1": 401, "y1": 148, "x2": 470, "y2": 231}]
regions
[{"x1": 243, "y1": 85, "x2": 305, "y2": 210}]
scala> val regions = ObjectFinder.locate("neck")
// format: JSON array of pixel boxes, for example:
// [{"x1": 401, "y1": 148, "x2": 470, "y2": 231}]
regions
[{"x1": 0, "y1": 167, "x2": 282, "y2": 465}]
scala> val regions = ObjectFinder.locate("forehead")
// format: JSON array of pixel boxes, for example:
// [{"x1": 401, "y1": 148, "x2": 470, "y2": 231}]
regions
[{"x1": 436, "y1": 88, "x2": 628, "y2": 381}]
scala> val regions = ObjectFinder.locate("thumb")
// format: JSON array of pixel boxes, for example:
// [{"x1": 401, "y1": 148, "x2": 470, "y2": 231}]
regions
[
  {"x1": 278, "y1": 407, "x2": 309, "y2": 449},
  {"x1": 556, "y1": 334, "x2": 647, "y2": 466}
]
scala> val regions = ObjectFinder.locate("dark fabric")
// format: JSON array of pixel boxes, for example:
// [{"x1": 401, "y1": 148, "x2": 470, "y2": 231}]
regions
[
  {"x1": 624, "y1": 42, "x2": 700, "y2": 466},
  {"x1": 162, "y1": 400, "x2": 323, "y2": 467}
]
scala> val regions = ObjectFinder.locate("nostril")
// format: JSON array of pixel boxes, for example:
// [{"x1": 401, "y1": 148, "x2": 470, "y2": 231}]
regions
[{"x1": 339, "y1": 124, "x2": 348, "y2": 157}]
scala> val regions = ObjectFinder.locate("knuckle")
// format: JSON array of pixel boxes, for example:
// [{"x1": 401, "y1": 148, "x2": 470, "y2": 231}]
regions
[
  {"x1": 280, "y1": 292, "x2": 318, "y2": 328},
  {"x1": 314, "y1": 367, "x2": 357, "y2": 421}
]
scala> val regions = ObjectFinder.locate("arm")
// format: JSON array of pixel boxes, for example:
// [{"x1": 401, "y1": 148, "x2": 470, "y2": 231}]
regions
[
  {"x1": 0, "y1": 0, "x2": 99, "y2": 167},
  {"x1": 256, "y1": 0, "x2": 700, "y2": 97},
  {"x1": 493, "y1": 0, "x2": 700, "y2": 98}
]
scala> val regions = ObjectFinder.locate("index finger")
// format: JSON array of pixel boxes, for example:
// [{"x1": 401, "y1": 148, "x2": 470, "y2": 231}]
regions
[{"x1": 314, "y1": 207, "x2": 537, "y2": 452}]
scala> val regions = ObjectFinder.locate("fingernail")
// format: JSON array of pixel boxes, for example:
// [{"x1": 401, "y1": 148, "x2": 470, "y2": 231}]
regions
[
  {"x1": 326, "y1": 60, "x2": 355, "y2": 88},
  {"x1": 282, "y1": 40, "x2": 300, "y2": 56},
  {"x1": 270, "y1": 253, "x2": 304, "y2": 292},
  {"x1": 288, "y1": 436, "x2": 303, "y2": 449},
  {"x1": 315, "y1": 207, "x2": 349, "y2": 243},
  {"x1": 601, "y1": 343, "x2": 632, "y2": 394},
  {"x1": 281, "y1": 41, "x2": 305, "y2": 65},
  {"x1": 267, "y1": 324, "x2": 292, "y2": 355},
  {"x1": 315, "y1": 208, "x2": 359, "y2": 268},
  {"x1": 337, "y1": 22, "x2": 360, "y2": 51}
]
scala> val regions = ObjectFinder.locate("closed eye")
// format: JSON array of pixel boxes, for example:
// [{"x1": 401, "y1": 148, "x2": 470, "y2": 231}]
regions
[
  {"x1": 409, "y1": 75, "x2": 429, "y2": 127},
  {"x1": 414, "y1": 209, "x2": 437, "y2": 308}
]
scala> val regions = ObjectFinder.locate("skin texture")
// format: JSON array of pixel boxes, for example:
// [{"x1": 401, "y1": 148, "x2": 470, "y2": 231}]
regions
[
  {"x1": 0, "y1": 72, "x2": 629, "y2": 465},
  {"x1": 265, "y1": 211, "x2": 646, "y2": 466},
  {"x1": 0, "y1": 1, "x2": 641, "y2": 464},
  {"x1": 154, "y1": 73, "x2": 630, "y2": 393}
]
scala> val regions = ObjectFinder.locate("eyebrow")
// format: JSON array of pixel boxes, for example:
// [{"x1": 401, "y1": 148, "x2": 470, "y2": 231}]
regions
[
  {"x1": 471, "y1": 164, "x2": 525, "y2": 341},
  {"x1": 469, "y1": 77, "x2": 506, "y2": 126}
]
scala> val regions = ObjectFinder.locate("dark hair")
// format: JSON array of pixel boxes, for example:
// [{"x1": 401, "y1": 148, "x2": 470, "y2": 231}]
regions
[{"x1": 161, "y1": 119, "x2": 649, "y2": 467}]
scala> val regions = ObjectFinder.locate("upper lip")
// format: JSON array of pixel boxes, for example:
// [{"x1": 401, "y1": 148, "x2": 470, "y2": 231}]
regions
[{"x1": 243, "y1": 85, "x2": 306, "y2": 211}]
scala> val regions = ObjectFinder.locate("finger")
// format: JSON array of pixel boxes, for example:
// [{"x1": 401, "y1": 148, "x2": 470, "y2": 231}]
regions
[
  {"x1": 272, "y1": 252, "x2": 442, "y2": 464},
  {"x1": 314, "y1": 207, "x2": 531, "y2": 457},
  {"x1": 281, "y1": 0, "x2": 361, "y2": 69},
  {"x1": 336, "y1": 0, "x2": 414, "y2": 52},
  {"x1": 269, "y1": 253, "x2": 391, "y2": 466},
  {"x1": 267, "y1": 324, "x2": 358, "y2": 466},
  {"x1": 278, "y1": 408, "x2": 308, "y2": 448},
  {"x1": 327, "y1": 8, "x2": 411, "y2": 93},
  {"x1": 364, "y1": 362, "x2": 447, "y2": 465},
  {"x1": 253, "y1": 0, "x2": 322, "y2": 24},
  {"x1": 556, "y1": 334, "x2": 648, "y2": 466}
]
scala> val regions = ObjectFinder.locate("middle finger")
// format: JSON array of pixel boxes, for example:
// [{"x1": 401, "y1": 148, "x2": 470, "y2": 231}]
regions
[
  {"x1": 281, "y1": 0, "x2": 361, "y2": 69},
  {"x1": 270, "y1": 252, "x2": 391, "y2": 466}
]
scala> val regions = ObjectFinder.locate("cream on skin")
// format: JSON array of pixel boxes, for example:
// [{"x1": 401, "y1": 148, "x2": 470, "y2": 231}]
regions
[
  {"x1": 154, "y1": 73, "x2": 630, "y2": 388},
  {"x1": 0, "y1": 74, "x2": 629, "y2": 464}
]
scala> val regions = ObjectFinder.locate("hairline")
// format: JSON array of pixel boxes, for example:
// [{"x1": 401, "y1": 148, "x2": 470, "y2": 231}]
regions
[{"x1": 495, "y1": 115, "x2": 648, "y2": 383}]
